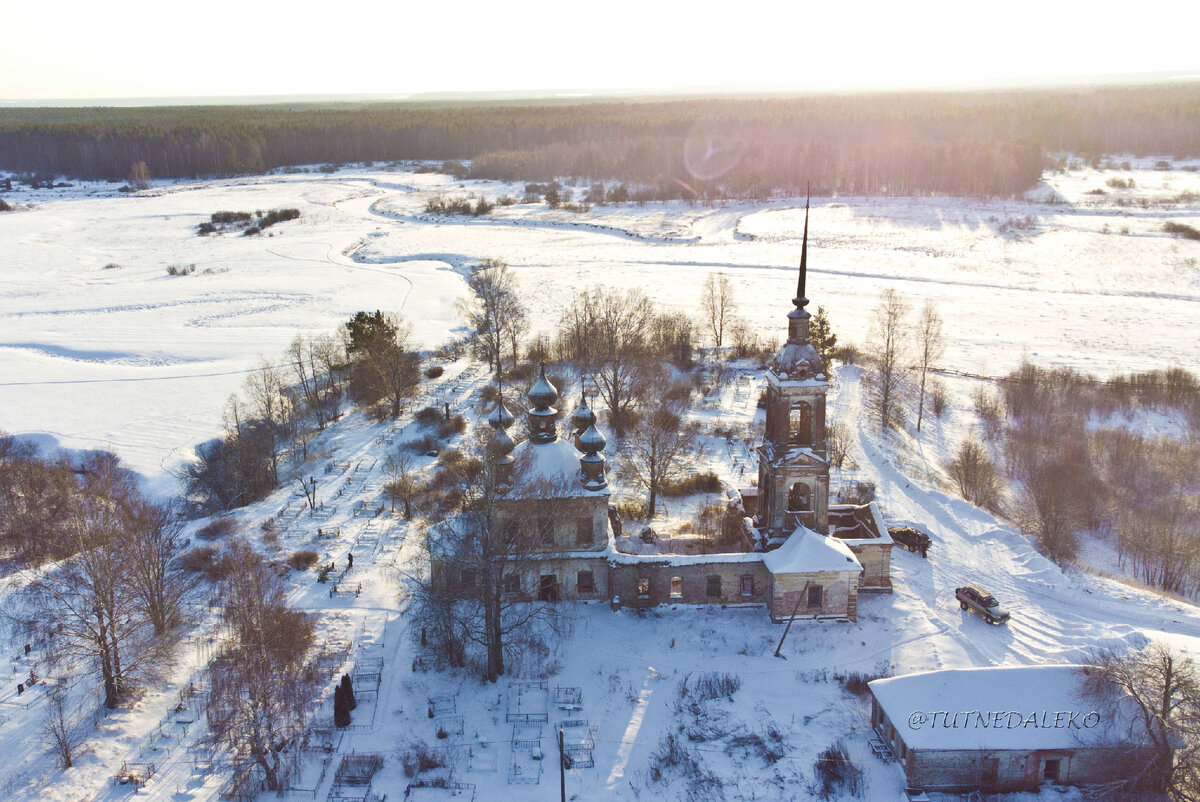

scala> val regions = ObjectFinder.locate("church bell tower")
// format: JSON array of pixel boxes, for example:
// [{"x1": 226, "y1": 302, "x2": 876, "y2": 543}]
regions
[{"x1": 756, "y1": 198, "x2": 831, "y2": 539}]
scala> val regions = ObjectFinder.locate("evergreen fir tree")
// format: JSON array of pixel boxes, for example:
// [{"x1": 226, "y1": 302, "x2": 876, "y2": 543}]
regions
[
  {"x1": 333, "y1": 685, "x2": 351, "y2": 728},
  {"x1": 341, "y1": 673, "x2": 357, "y2": 711},
  {"x1": 811, "y1": 306, "x2": 838, "y2": 368}
]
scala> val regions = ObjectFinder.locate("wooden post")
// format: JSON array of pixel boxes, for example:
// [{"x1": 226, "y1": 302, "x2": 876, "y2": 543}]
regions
[
  {"x1": 558, "y1": 728, "x2": 566, "y2": 802},
  {"x1": 774, "y1": 583, "x2": 809, "y2": 659}
]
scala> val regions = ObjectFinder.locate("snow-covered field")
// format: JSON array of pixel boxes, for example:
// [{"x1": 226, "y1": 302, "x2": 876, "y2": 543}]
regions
[
  {"x1": 3, "y1": 161, "x2": 1199, "y2": 493},
  {"x1": 1, "y1": 162, "x2": 1199, "y2": 801}
]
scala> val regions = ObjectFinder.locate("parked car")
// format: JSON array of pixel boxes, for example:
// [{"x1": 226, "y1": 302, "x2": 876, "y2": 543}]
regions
[
  {"x1": 955, "y1": 585, "x2": 1010, "y2": 625},
  {"x1": 889, "y1": 526, "x2": 931, "y2": 557}
]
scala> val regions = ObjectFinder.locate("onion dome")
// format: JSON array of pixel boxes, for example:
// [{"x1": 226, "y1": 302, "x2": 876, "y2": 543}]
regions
[
  {"x1": 488, "y1": 396, "x2": 515, "y2": 430},
  {"x1": 526, "y1": 363, "x2": 561, "y2": 444},
  {"x1": 488, "y1": 424, "x2": 516, "y2": 459},
  {"x1": 527, "y1": 363, "x2": 559, "y2": 411},
  {"x1": 577, "y1": 419, "x2": 608, "y2": 491},
  {"x1": 578, "y1": 422, "x2": 606, "y2": 454},
  {"x1": 570, "y1": 393, "x2": 596, "y2": 448}
]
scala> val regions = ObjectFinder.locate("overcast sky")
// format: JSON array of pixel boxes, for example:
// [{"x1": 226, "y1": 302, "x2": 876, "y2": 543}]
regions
[{"x1": 4, "y1": 0, "x2": 1200, "y2": 101}]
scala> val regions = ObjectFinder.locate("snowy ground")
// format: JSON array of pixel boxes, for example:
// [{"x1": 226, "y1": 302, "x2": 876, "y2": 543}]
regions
[
  {"x1": 3, "y1": 160, "x2": 1199, "y2": 493},
  {"x1": 1, "y1": 162, "x2": 1199, "y2": 801}
]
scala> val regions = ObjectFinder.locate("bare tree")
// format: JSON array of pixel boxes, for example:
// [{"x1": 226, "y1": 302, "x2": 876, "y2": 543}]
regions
[
  {"x1": 700, "y1": 273, "x2": 736, "y2": 348},
  {"x1": 245, "y1": 358, "x2": 293, "y2": 485},
  {"x1": 287, "y1": 334, "x2": 342, "y2": 432},
  {"x1": 622, "y1": 402, "x2": 700, "y2": 518},
  {"x1": 0, "y1": 434, "x2": 79, "y2": 562},
  {"x1": 412, "y1": 441, "x2": 565, "y2": 682},
  {"x1": 457, "y1": 259, "x2": 528, "y2": 374},
  {"x1": 864, "y1": 288, "x2": 910, "y2": 429},
  {"x1": 124, "y1": 499, "x2": 194, "y2": 637},
  {"x1": 1083, "y1": 643, "x2": 1200, "y2": 801},
  {"x1": 43, "y1": 685, "x2": 87, "y2": 769},
  {"x1": 206, "y1": 540, "x2": 316, "y2": 792},
  {"x1": 914, "y1": 300, "x2": 944, "y2": 432},
  {"x1": 384, "y1": 448, "x2": 419, "y2": 518},
  {"x1": 557, "y1": 286, "x2": 655, "y2": 436},
  {"x1": 947, "y1": 436, "x2": 1002, "y2": 512},
  {"x1": 20, "y1": 454, "x2": 167, "y2": 708}
]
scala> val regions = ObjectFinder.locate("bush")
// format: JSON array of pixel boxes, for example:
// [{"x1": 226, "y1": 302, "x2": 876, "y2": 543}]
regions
[
  {"x1": 211, "y1": 211, "x2": 252, "y2": 224},
  {"x1": 725, "y1": 729, "x2": 786, "y2": 765},
  {"x1": 929, "y1": 380, "x2": 948, "y2": 418},
  {"x1": 399, "y1": 741, "x2": 447, "y2": 778},
  {"x1": 414, "y1": 406, "x2": 443, "y2": 425},
  {"x1": 813, "y1": 740, "x2": 864, "y2": 799},
  {"x1": 835, "y1": 662, "x2": 890, "y2": 696},
  {"x1": 681, "y1": 671, "x2": 742, "y2": 702},
  {"x1": 166, "y1": 263, "x2": 196, "y2": 276},
  {"x1": 660, "y1": 472, "x2": 723, "y2": 497},
  {"x1": 242, "y1": 226, "x2": 260, "y2": 236},
  {"x1": 197, "y1": 516, "x2": 237, "y2": 540},
  {"x1": 405, "y1": 434, "x2": 440, "y2": 454},
  {"x1": 0, "y1": 199, "x2": 11, "y2": 212},
  {"x1": 830, "y1": 344, "x2": 861, "y2": 366},
  {"x1": 424, "y1": 365, "x2": 444, "y2": 380},
  {"x1": 178, "y1": 546, "x2": 235, "y2": 581},
  {"x1": 102, "y1": 262, "x2": 121, "y2": 269},
  {"x1": 287, "y1": 550, "x2": 320, "y2": 571},
  {"x1": 436, "y1": 415, "x2": 466, "y2": 439},
  {"x1": 1164, "y1": 221, "x2": 1200, "y2": 241},
  {"x1": 259, "y1": 208, "x2": 299, "y2": 229}
]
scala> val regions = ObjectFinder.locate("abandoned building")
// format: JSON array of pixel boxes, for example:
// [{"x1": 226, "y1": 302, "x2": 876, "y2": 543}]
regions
[
  {"x1": 868, "y1": 665, "x2": 1169, "y2": 793},
  {"x1": 436, "y1": 201, "x2": 892, "y2": 622}
]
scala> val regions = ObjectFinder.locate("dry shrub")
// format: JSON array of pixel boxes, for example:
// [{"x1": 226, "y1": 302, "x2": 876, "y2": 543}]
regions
[
  {"x1": 197, "y1": 516, "x2": 237, "y2": 540},
  {"x1": 287, "y1": 550, "x2": 320, "y2": 571}
]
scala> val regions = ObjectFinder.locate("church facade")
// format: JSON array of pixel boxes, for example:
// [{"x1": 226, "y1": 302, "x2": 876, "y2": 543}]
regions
[{"x1": 462, "y1": 201, "x2": 891, "y2": 623}]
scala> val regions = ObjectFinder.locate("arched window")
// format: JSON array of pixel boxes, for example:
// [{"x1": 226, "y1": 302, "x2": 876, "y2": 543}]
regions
[
  {"x1": 790, "y1": 401, "x2": 813, "y2": 446},
  {"x1": 786, "y1": 482, "x2": 810, "y2": 512}
]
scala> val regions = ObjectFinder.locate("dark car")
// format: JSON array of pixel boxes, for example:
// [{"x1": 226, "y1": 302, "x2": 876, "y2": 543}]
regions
[
  {"x1": 955, "y1": 584, "x2": 1010, "y2": 625},
  {"x1": 889, "y1": 526, "x2": 931, "y2": 557}
]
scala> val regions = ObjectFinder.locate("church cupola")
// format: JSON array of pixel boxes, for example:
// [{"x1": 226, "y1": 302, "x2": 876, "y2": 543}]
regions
[
  {"x1": 578, "y1": 422, "x2": 608, "y2": 490},
  {"x1": 569, "y1": 392, "x2": 596, "y2": 449},
  {"x1": 487, "y1": 391, "x2": 517, "y2": 488},
  {"x1": 526, "y1": 363, "x2": 561, "y2": 444}
]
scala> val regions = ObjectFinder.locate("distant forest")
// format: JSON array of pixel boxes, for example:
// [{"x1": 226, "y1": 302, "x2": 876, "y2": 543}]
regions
[{"x1": 3, "y1": 84, "x2": 1200, "y2": 198}]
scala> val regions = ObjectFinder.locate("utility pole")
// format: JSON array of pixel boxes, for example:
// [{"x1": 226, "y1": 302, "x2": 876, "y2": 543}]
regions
[{"x1": 558, "y1": 728, "x2": 566, "y2": 802}]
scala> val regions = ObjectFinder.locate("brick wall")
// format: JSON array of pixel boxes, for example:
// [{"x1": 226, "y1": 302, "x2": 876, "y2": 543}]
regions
[{"x1": 609, "y1": 559, "x2": 771, "y2": 609}]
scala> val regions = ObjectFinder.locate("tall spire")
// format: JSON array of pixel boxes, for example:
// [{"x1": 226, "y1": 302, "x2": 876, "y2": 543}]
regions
[{"x1": 795, "y1": 192, "x2": 809, "y2": 307}]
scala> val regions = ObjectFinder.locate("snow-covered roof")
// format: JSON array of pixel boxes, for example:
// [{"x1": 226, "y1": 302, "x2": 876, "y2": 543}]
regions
[
  {"x1": 607, "y1": 547, "x2": 764, "y2": 567},
  {"x1": 510, "y1": 437, "x2": 608, "y2": 498},
  {"x1": 870, "y1": 666, "x2": 1143, "y2": 751},
  {"x1": 762, "y1": 527, "x2": 861, "y2": 574}
]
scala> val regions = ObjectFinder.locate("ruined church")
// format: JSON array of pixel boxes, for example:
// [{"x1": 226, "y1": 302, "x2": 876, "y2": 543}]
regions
[{"x1": 475, "y1": 203, "x2": 892, "y2": 622}]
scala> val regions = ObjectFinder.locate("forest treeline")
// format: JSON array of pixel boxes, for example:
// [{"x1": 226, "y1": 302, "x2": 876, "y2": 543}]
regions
[{"x1": 4, "y1": 84, "x2": 1200, "y2": 197}]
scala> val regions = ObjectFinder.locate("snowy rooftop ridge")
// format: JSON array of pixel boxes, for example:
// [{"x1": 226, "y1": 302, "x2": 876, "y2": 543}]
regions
[
  {"x1": 508, "y1": 437, "x2": 609, "y2": 498},
  {"x1": 762, "y1": 526, "x2": 861, "y2": 574},
  {"x1": 869, "y1": 665, "x2": 1145, "y2": 751}
]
